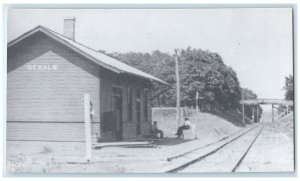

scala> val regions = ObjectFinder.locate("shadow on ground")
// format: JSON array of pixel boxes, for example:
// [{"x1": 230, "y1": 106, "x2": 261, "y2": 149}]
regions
[{"x1": 152, "y1": 138, "x2": 191, "y2": 146}]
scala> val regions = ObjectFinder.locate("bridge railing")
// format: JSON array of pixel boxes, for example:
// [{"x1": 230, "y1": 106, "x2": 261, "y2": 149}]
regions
[{"x1": 274, "y1": 106, "x2": 293, "y2": 122}]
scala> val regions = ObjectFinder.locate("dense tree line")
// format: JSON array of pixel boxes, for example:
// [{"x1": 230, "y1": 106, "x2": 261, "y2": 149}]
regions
[{"x1": 107, "y1": 47, "x2": 260, "y2": 118}]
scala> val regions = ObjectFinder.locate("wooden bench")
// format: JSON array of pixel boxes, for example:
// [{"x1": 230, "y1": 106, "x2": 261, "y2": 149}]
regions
[{"x1": 182, "y1": 124, "x2": 197, "y2": 140}]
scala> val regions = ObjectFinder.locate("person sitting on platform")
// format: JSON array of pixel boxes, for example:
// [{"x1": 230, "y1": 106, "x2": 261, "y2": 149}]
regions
[
  {"x1": 152, "y1": 121, "x2": 164, "y2": 139},
  {"x1": 175, "y1": 117, "x2": 191, "y2": 139}
]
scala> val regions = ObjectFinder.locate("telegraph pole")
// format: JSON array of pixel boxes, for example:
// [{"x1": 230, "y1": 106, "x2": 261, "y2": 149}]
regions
[{"x1": 175, "y1": 49, "x2": 181, "y2": 128}]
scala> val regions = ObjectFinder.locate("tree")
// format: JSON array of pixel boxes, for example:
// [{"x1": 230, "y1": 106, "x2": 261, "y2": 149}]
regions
[
  {"x1": 283, "y1": 75, "x2": 293, "y2": 100},
  {"x1": 278, "y1": 75, "x2": 294, "y2": 113},
  {"x1": 108, "y1": 47, "x2": 258, "y2": 114},
  {"x1": 176, "y1": 47, "x2": 241, "y2": 110}
]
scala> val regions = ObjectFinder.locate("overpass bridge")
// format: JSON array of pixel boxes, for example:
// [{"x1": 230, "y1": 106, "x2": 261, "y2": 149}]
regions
[
  {"x1": 240, "y1": 99, "x2": 293, "y2": 106},
  {"x1": 239, "y1": 99, "x2": 293, "y2": 123}
]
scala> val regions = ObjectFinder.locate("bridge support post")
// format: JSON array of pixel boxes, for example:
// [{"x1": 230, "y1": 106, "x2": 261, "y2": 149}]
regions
[
  {"x1": 242, "y1": 103, "x2": 245, "y2": 124},
  {"x1": 252, "y1": 106, "x2": 255, "y2": 122},
  {"x1": 257, "y1": 105, "x2": 259, "y2": 122}
]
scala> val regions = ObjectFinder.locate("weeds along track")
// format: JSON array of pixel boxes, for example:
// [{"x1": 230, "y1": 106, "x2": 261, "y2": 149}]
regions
[{"x1": 165, "y1": 124, "x2": 265, "y2": 173}]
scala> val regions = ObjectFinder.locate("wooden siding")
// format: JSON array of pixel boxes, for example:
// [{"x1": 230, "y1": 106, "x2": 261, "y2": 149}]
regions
[
  {"x1": 7, "y1": 32, "x2": 153, "y2": 142},
  {"x1": 7, "y1": 33, "x2": 100, "y2": 141},
  {"x1": 7, "y1": 122, "x2": 99, "y2": 142}
]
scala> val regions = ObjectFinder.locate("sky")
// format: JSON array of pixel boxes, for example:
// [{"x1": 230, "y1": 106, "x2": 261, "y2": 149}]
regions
[{"x1": 7, "y1": 8, "x2": 293, "y2": 99}]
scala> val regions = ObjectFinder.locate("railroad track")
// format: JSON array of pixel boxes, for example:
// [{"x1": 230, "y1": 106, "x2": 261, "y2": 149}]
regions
[{"x1": 164, "y1": 124, "x2": 265, "y2": 173}]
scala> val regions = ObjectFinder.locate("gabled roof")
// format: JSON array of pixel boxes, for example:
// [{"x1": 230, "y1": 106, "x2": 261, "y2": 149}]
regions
[{"x1": 8, "y1": 26, "x2": 168, "y2": 85}]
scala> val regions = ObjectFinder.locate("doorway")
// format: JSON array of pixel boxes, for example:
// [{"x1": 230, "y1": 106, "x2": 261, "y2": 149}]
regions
[{"x1": 112, "y1": 87, "x2": 123, "y2": 141}]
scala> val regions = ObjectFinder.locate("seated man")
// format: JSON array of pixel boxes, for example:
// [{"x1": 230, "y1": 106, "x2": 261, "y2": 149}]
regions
[
  {"x1": 175, "y1": 117, "x2": 191, "y2": 139},
  {"x1": 152, "y1": 121, "x2": 164, "y2": 139}
]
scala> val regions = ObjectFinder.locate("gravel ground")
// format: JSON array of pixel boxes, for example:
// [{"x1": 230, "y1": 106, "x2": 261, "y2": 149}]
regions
[
  {"x1": 7, "y1": 113, "x2": 293, "y2": 174},
  {"x1": 178, "y1": 125, "x2": 263, "y2": 173},
  {"x1": 235, "y1": 120, "x2": 294, "y2": 172},
  {"x1": 175, "y1": 112, "x2": 294, "y2": 173},
  {"x1": 6, "y1": 135, "x2": 233, "y2": 173}
]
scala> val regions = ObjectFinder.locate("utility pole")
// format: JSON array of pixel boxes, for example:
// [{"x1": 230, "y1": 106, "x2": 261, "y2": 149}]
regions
[{"x1": 175, "y1": 49, "x2": 181, "y2": 128}]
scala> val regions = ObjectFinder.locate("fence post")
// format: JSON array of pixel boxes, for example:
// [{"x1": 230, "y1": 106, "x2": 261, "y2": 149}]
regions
[{"x1": 84, "y1": 94, "x2": 92, "y2": 160}]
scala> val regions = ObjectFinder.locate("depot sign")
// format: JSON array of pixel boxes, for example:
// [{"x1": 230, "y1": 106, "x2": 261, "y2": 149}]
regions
[{"x1": 27, "y1": 64, "x2": 58, "y2": 71}]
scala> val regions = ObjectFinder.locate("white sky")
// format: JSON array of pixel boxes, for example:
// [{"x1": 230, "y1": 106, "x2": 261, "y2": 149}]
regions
[{"x1": 7, "y1": 9, "x2": 293, "y2": 99}]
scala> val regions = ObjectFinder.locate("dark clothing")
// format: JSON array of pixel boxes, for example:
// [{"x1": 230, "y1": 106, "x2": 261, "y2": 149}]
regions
[
  {"x1": 176, "y1": 125, "x2": 190, "y2": 138},
  {"x1": 152, "y1": 124, "x2": 164, "y2": 138}
]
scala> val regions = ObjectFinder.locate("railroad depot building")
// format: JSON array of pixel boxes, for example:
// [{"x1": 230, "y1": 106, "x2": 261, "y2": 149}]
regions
[{"x1": 7, "y1": 18, "x2": 167, "y2": 142}]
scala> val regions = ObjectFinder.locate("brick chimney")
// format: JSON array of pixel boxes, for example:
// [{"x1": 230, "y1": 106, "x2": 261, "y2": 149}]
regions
[{"x1": 63, "y1": 17, "x2": 76, "y2": 41}]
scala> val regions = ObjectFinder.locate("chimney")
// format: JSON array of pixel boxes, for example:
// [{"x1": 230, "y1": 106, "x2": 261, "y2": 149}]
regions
[{"x1": 63, "y1": 17, "x2": 76, "y2": 41}]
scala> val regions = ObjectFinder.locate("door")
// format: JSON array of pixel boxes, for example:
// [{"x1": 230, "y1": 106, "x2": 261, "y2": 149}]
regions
[{"x1": 112, "y1": 87, "x2": 123, "y2": 141}]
